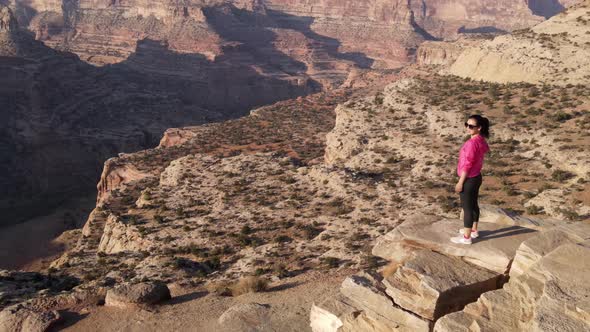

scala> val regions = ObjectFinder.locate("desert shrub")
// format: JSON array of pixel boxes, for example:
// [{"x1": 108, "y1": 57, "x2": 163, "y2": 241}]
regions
[
  {"x1": 273, "y1": 263, "x2": 290, "y2": 278},
  {"x1": 374, "y1": 93, "x2": 384, "y2": 105},
  {"x1": 361, "y1": 254, "x2": 380, "y2": 269},
  {"x1": 526, "y1": 205, "x2": 544, "y2": 215},
  {"x1": 207, "y1": 281, "x2": 232, "y2": 296},
  {"x1": 274, "y1": 235, "x2": 292, "y2": 243},
  {"x1": 240, "y1": 225, "x2": 252, "y2": 235},
  {"x1": 154, "y1": 215, "x2": 166, "y2": 224},
  {"x1": 551, "y1": 169, "x2": 575, "y2": 182},
  {"x1": 231, "y1": 276, "x2": 268, "y2": 296},
  {"x1": 320, "y1": 256, "x2": 340, "y2": 268},
  {"x1": 552, "y1": 111, "x2": 572, "y2": 122},
  {"x1": 502, "y1": 185, "x2": 518, "y2": 196},
  {"x1": 557, "y1": 208, "x2": 581, "y2": 221}
]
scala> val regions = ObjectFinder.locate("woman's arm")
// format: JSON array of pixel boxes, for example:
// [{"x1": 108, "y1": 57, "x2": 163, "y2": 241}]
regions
[
  {"x1": 455, "y1": 170, "x2": 468, "y2": 193},
  {"x1": 456, "y1": 142, "x2": 475, "y2": 193}
]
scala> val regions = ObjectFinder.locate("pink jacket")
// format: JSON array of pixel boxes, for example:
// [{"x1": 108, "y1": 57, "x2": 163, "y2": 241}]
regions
[{"x1": 457, "y1": 135, "x2": 489, "y2": 178}]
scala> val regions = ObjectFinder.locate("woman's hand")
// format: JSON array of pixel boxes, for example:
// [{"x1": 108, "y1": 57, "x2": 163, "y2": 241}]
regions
[{"x1": 455, "y1": 181, "x2": 463, "y2": 193}]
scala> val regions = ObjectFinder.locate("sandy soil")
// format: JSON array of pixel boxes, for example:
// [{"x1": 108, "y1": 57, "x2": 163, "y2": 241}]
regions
[
  {"x1": 0, "y1": 196, "x2": 95, "y2": 271},
  {"x1": 52, "y1": 269, "x2": 354, "y2": 332}
]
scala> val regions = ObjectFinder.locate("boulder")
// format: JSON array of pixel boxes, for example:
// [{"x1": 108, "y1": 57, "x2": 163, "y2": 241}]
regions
[
  {"x1": 340, "y1": 274, "x2": 431, "y2": 332},
  {"x1": 372, "y1": 218, "x2": 538, "y2": 273},
  {"x1": 105, "y1": 281, "x2": 171, "y2": 308},
  {"x1": 383, "y1": 250, "x2": 503, "y2": 320},
  {"x1": 218, "y1": 303, "x2": 271, "y2": 332},
  {"x1": 0, "y1": 305, "x2": 60, "y2": 332}
]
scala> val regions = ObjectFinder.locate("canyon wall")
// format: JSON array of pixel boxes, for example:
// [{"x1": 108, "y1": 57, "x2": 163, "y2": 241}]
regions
[
  {"x1": 0, "y1": 3, "x2": 317, "y2": 226},
  {"x1": 5, "y1": 0, "x2": 556, "y2": 71}
]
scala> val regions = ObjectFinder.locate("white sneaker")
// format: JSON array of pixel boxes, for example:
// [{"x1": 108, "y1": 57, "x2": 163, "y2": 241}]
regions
[
  {"x1": 459, "y1": 229, "x2": 479, "y2": 239},
  {"x1": 451, "y1": 235, "x2": 472, "y2": 245}
]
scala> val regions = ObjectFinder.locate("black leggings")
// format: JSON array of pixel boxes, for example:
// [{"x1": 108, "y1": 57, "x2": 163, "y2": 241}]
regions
[{"x1": 460, "y1": 174, "x2": 482, "y2": 228}]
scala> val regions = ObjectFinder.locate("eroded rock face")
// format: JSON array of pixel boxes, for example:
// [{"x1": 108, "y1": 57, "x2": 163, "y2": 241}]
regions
[
  {"x1": 412, "y1": 0, "x2": 543, "y2": 38},
  {"x1": 11, "y1": 0, "x2": 553, "y2": 72},
  {"x1": 416, "y1": 36, "x2": 492, "y2": 67},
  {"x1": 0, "y1": 4, "x2": 319, "y2": 225}
]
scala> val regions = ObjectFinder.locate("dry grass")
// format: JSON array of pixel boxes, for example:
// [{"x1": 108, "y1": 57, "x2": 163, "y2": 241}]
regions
[{"x1": 230, "y1": 276, "x2": 269, "y2": 296}]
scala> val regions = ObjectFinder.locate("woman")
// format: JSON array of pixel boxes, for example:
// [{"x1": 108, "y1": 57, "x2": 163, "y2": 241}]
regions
[{"x1": 451, "y1": 115, "x2": 490, "y2": 245}]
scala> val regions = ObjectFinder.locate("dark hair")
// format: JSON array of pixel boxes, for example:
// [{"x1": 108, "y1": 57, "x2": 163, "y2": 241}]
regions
[{"x1": 468, "y1": 115, "x2": 490, "y2": 138}]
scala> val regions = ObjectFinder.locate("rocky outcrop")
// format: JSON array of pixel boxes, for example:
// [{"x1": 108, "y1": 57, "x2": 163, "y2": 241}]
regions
[
  {"x1": 448, "y1": 1, "x2": 590, "y2": 85},
  {"x1": 158, "y1": 128, "x2": 201, "y2": 148},
  {"x1": 0, "y1": 4, "x2": 18, "y2": 55},
  {"x1": 97, "y1": 214, "x2": 155, "y2": 253},
  {"x1": 435, "y1": 223, "x2": 590, "y2": 332},
  {"x1": 105, "y1": 281, "x2": 171, "y2": 308},
  {"x1": 0, "y1": 287, "x2": 106, "y2": 331},
  {"x1": 96, "y1": 159, "x2": 155, "y2": 205}
]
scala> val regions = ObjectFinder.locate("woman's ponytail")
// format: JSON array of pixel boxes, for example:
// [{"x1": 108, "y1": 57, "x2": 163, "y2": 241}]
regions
[{"x1": 469, "y1": 115, "x2": 490, "y2": 138}]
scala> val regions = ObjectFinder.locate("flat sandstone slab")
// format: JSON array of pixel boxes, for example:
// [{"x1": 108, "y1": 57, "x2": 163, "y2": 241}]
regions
[{"x1": 373, "y1": 218, "x2": 538, "y2": 273}]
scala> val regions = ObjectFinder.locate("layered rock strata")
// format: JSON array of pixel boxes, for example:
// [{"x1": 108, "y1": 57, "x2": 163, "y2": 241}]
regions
[{"x1": 10, "y1": 0, "x2": 553, "y2": 72}]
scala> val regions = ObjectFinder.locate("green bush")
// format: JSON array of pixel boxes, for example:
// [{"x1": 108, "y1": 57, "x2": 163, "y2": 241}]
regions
[{"x1": 551, "y1": 169, "x2": 575, "y2": 182}]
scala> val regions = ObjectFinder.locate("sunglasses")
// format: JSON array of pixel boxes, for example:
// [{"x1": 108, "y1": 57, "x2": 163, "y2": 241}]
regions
[{"x1": 464, "y1": 122, "x2": 480, "y2": 129}]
